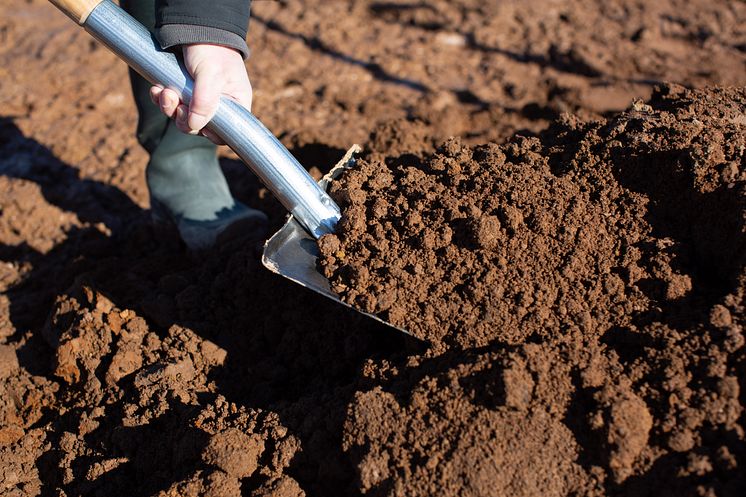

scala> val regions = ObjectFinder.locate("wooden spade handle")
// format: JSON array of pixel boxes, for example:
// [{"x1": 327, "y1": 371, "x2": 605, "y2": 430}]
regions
[{"x1": 48, "y1": 0, "x2": 104, "y2": 24}]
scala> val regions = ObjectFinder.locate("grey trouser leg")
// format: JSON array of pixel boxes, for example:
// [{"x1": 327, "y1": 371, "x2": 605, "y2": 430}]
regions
[{"x1": 121, "y1": 0, "x2": 236, "y2": 222}]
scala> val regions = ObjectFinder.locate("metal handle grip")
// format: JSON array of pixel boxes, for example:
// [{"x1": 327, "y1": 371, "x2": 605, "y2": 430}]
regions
[{"x1": 80, "y1": 0, "x2": 341, "y2": 238}]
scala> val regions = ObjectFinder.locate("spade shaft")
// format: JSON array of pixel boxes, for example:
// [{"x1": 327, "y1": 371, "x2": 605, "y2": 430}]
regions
[{"x1": 48, "y1": 0, "x2": 341, "y2": 238}]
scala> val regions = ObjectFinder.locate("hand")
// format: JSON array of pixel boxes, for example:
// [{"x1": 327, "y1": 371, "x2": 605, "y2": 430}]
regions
[{"x1": 149, "y1": 44, "x2": 252, "y2": 145}]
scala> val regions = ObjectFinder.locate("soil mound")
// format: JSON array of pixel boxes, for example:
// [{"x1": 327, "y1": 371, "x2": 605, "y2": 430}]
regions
[
  {"x1": 320, "y1": 85, "x2": 746, "y2": 349},
  {"x1": 322, "y1": 85, "x2": 746, "y2": 495}
]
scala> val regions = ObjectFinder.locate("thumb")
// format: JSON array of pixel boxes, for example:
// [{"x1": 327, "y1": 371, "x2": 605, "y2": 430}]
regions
[{"x1": 188, "y1": 65, "x2": 221, "y2": 131}]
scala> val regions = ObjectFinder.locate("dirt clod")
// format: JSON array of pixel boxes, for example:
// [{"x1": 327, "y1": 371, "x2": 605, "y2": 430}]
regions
[
  {"x1": 0, "y1": 345, "x2": 19, "y2": 379},
  {"x1": 202, "y1": 429, "x2": 265, "y2": 479}
]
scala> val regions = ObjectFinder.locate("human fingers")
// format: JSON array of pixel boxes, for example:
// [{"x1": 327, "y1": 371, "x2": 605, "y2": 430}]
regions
[
  {"x1": 174, "y1": 104, "x2": 196, "y2": 135},
  {"x1": 187, "y1": 64, "x2": 221, "y2": 132},
  {"x1": 149, "y1": 85, "x2": 162, "y2": 105},
  {"x1": 200, "y1": 128, "x2": 226, "y2": 145},
  {"x1": 159, "y1": 88, "x2": 180, "y2": 120}
]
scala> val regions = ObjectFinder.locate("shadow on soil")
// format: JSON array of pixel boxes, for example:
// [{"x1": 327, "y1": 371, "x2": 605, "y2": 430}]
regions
[
  {"x1": 611, "y1": 148, "x2": 745, "y2": 302},
  {"x1": 0, "y1": 118, "x2": 419, "y2": 496},
  {"x1": 602, "y1": 147, "x2": 745, "y2": 362},
  {"x1": 251, "y1": 12, "x2": 431, "y2": 94},
  {"x1": 367, "y1": 1, "x2": 667, "y2": 88}
]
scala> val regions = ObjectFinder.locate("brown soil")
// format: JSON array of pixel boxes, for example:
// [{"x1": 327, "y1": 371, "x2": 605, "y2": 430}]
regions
[
  {"x1": 1, "y1": 1, "x2": 745, "y2": 497},
  {"x1": 323, "y1": 85, "x2": 746, "y2": 494},
  {"x1": 320, "y1": 86, "x2": 746, "y2": 349}
]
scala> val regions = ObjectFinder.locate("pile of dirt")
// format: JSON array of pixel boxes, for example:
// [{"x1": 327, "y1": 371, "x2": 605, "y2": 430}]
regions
[
  {"x1": 320, "y1": 85, "x2": 746, "y2": 348},
  {"x1": 320, "y1": 130, "x2": 649, "y2": 348},
  {"x1": 322, "y1": 85, "x2": 746, "y2": 495}
]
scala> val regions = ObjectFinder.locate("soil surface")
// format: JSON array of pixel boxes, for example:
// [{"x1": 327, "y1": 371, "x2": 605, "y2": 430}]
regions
[
  {"x1": 1, "y1": 1, "x2": 745, "y2": 497},
  {"x1": 322, "y1": 85, "x2": 746, "y2": 495}
]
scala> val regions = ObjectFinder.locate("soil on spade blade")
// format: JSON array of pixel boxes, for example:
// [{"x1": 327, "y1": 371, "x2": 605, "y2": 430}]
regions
[{"x1": 1, "y1": 0, "x2": 745, "y2": 496}]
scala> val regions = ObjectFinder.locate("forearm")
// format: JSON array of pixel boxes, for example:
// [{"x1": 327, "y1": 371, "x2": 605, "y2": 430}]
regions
[{"x1": 155, "y1": 0, "x2": 252, "y2": 58}]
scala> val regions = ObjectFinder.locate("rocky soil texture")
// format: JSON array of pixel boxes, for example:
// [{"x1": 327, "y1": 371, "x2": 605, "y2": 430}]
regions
[{"x1": 1, "y1": 1, "x2": 745, "y2": 496}]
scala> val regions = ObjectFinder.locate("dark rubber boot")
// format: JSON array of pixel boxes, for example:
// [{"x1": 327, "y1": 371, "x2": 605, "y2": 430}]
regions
[{"x1": 121, "y1": 0, "x2": 266, "y2": 250}]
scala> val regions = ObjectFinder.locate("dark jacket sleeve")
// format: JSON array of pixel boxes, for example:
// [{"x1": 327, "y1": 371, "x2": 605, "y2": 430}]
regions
[{"x1": 155, "y1": 0, "x2": 252, "y2": 59}]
